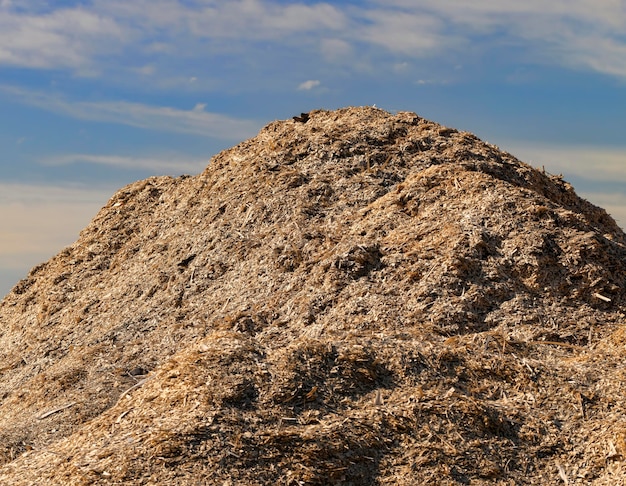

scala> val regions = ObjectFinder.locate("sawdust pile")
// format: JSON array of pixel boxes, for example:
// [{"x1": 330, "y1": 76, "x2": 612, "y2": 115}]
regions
[{"x1": 1, "y1": 106, "x2": 626, "y2": 485}]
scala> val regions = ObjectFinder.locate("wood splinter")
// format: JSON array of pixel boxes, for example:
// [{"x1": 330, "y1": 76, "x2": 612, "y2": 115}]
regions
[
  {"x1": 37, "y1": 402, "x2": 77, "y2": 420},
  {"x1": 592, "y1": 292, "x2": 611, "y2": 303}
]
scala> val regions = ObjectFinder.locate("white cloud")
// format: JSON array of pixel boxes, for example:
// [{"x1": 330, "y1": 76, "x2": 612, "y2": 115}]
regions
[
  {"x1": 183, "y1": 0, "x2": 347, "y2": 39},
  {"x1": 89, "y1": 0, "x2": 347, "y2": 46},
  {"x1": 42, "y1": 153, "x2": 208, "y2": 174},
  {"x1": 0, "y1": 85, "x2": 261, "y2": 140},
  {"x1": 320, "y1": 38, "x2": 353, "y2": 62},
  {"x1": 393, "y1": 62, "x2": 409, "y2": 72},
  {"x1": 367, "y1": 0, "x2": 626, "y2": 78},
  {"x1": 2, "y1": 0, "x2": 626, "y2": 83},
  {"x1": 556, "y1": 33, "x2": 626, "y2": 79},
  {"x1": 416, "y1": 78, "x2": 449, "y2": 86},
  {"x1": 355, "y1": 9, "x2": 451, "y2": 56},
  {"x1": 0, "y1": 6, "x2": 127, "y2": 72},
  {"x1": 298, "y1": 80, "x2": 321, "y2": 91},
  {"x1": 135, "y1": 64, "x2": 156, "y2": 75}
]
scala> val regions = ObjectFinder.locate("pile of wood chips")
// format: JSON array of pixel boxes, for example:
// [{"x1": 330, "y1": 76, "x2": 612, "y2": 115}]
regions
[{"x1": 1, "y1": 107, "x2": 625, "y2": 485}]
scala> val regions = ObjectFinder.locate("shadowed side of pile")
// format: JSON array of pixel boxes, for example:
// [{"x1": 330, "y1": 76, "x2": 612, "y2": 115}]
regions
[{"x1": 1, "y1": 107, "x2": 626, "y2": 485}]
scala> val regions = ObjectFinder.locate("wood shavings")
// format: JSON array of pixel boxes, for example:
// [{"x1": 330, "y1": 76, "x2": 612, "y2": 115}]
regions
[{"x1": 1, "y1": 107, "x2": 625, "y2": 484}]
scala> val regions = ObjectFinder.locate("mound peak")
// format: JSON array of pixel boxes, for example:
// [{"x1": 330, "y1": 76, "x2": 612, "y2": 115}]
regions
[{"x1": 1, "y1": 107, "x2": 626, "y2": 484}]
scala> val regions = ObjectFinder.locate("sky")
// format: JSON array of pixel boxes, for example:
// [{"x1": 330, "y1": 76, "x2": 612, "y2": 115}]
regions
[{"x1": 1, "y1": 0, "x2": 626, "y2": 297}]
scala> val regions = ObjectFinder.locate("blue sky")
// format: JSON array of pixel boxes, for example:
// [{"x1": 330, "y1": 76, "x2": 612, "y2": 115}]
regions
[{"x1": 1, "y1": 0, "x2": 626, "y2": 296}]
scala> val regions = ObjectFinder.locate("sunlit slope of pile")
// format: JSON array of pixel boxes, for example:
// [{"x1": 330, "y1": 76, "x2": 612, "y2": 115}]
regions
[{"x1": 1, "y1": 107, "x2": 625, "y2": 485}]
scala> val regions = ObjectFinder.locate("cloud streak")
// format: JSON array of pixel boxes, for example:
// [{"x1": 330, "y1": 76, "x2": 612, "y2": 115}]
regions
[
  {"x1": 298, "y1": 80, "x2": 321, "y2": 91},
  {"x1": 2, "y1": 1, "x2": 626, "y2": 81},
  {"x1": 374, "y1": 0, "x2": 626, "y2": 77},
  {"x1": 42, "y1": 153, "x2": 209, "y2": 174},
  {"x1": 0, "y1": 5, "x2": 126, "y2": 73},
  {"x1": 0, "y1": 85, "x2": 262, "y2": 140}
]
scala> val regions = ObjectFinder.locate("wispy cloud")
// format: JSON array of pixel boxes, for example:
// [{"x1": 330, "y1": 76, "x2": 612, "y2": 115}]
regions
[
  {"x1": 96, "y1": 0, "x2": 346, "y2": 40},
  {"x1": 298, "y1": 80, "x2": 321, "y2": 91},
  {"x1": 0, "y1": 85, "x2": 261, "y2": 140},
  {"x1": 186, "y1": 0, "x2": 346, "y2": 39},
  {"x1": 2, "y1": 1, "x2": 626, "y2": 84},
  {"x1": 371, "y1": 1, "x2": 626, "y2": 78},
  {"x1": 354, "y1": 8, "x2": 451, "y2": 56},
  {"x1": 42, "y1": 153, "x2": 208, "y2": 174},
  {"x1": 320, "y1": 38, "x2": 353, "y2": 62},
  {"x1": 0, "y1": 5, "x2": 127, "y2": 73}
]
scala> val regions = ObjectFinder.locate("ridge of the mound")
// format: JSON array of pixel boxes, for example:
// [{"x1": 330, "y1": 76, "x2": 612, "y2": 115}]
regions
[{"x1": 1, "y1": 107, "x2": 626, "y2": 484}]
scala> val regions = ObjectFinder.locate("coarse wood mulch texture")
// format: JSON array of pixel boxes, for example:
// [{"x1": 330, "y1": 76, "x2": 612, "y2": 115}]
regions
[{"x1": 1, "y1": 107, "x2": 626, "y2": 485}]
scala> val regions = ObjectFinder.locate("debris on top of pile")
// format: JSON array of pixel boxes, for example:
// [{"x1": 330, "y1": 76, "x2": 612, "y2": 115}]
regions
[{"x1": 1, "y1": 106, "x2": 625, "y2": 485}]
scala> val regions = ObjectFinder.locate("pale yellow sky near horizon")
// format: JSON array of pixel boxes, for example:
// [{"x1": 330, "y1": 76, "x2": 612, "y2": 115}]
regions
[{"x1": 0, "y1": 184, "x2": 110, "y2": 294}]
